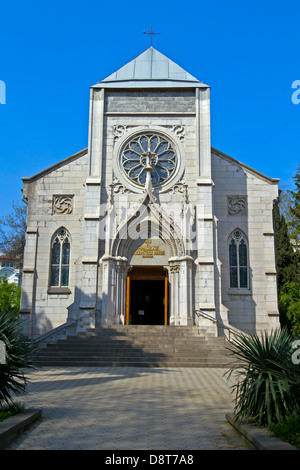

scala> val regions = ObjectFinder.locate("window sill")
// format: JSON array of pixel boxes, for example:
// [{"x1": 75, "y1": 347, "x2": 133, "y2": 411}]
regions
[
  {"x1": 47, "y1": 287, "x2": 71, "y2": 295},
  {"x1": 228, "y1": 289, "x2": 251, "y2": 296}
]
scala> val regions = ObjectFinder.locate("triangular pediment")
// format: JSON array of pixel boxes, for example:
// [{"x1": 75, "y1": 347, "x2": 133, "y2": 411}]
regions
[{"x1": 93, "y1": 47, "x2": 208, "y2": 88}]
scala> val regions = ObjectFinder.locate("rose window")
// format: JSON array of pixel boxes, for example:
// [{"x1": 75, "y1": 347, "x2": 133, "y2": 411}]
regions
[{"x1": 120, "y1": 133, "x2": 177, "y2": 187}]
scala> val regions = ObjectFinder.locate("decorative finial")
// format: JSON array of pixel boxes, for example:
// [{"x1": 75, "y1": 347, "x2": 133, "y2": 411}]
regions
[{"x1": 143, "y1": 26, "x2": 160, "y2": 47}]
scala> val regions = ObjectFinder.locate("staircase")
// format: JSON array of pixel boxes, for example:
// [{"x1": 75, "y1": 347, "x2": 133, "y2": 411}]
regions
[{"x1": 34, "y1": 325, "x2": 234, "y2": 368}]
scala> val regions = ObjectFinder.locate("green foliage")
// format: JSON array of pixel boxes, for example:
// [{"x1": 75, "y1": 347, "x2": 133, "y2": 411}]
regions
[
  {"x1": 273, "y1": 199, "x2": 298, "y2": 297},
  {"x1": 0, "y1": 402, "x2": 23, "y2": 421},
  {"x1": 0, "y1": 278, "x2": 21, "y2": 313},
  {"x1": 226, "y1": 328, "x2": 300, "y2": 426},
  {"x1": 0, "y1": 309, "x2": 37, "y2": 407},
  {"x1": 273, "y1": 183, "x2": 300, "y2": 332},
  {"x1": 288, "y1": 165, "x2": 300, "y2": 244},
  {"x1": 268, "y1": 415, "x2": 300, "y2": 450},
  {"x1": 279, "y1": 282, "x2": 300, "y2": 336},
  {"x1": 0, "y1": 201, "x2": 27, "y2": 268}
]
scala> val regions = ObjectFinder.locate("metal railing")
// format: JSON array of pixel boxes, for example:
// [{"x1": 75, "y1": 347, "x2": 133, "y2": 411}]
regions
[
  {"x1": 195, "y1": 309, "x2": 246, "y2": 341},
  {"x1": 34, "y1": 309, "x2": 96, "y2": 346}
]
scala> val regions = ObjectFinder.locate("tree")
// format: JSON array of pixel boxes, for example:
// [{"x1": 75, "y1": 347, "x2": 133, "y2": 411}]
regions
[
  {"x1": 273, "y1": 196, "x2": 299, "y2": 297},
  {"x1": 0, "y1": 201, "x2": 27, "y2": 269},
  {"x1": 0, "y1": 278, "x2": 21, "y2": 313},
  {"x1": 0, "y1": 309, "x2": 37, "y2": 407},
  {"x1": 279, "y1": 282, "x2": 300, "y2": 337},
  {"x1": 226, "y1": 328, "x2": 300, "y2": 426},
  {"x1": 288, "y1": 165, "x2": 300, "y2": 244}
]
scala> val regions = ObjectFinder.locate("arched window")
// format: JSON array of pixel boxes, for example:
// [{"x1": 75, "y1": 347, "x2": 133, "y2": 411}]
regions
[
  {"x1": 50, "y1": 228, "x2": 70, "y2": 287},
  {"x1": 229, "y1": 230, "x2": 249, "y2": 289}
]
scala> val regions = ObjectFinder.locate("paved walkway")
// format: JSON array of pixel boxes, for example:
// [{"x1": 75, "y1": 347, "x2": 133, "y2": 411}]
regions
[{"x1": 7, "y1": 367, "x2": 252, "y2": 450}]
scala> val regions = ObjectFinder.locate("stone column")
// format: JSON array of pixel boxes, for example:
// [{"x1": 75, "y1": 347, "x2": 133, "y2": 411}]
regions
[
  {"x1": 115, "y1": 256, "x2": 128, "y2": 324},
  {"x1": 169, "y1": 263, "x2": 180, "y2": 325},
  {"x1": 88, "y1": 88, "x2": 105, "y2": 179},
  {"x1": 196, "y1": 87, "x2": 211, "y2": 179},
  {"x1": 100, "y1": 255, "x2": 128, "y2": 325},
  {"x1": 169, "y1": 256, "x2": 194, "y2": 325},
  {"x1": 195, "y1": 86, "x2": 217, "y2": 333},
  {"x1": 79, "y1": 88, "x2": 105, "y2": 319}
]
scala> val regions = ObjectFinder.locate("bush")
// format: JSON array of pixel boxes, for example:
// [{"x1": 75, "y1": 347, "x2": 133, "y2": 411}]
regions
[
  {"x1": 0, "y1": 309, "x2": 37, "y2": 407},
  {"x1": 226, "y1": 328, "x2": 300, "y2": 426},
  {"x1": 279, "y1": 281, "x2": 300, "y2": 336},
  {"x1": 0, "y1": 278, "x2": 21, "y2": 313},
  {"x1": 0, "y1": 402, "x2": 24, "y2": 422},
  {"x1": 268, "y1": 415, "x2": 300, "y2": 450}
]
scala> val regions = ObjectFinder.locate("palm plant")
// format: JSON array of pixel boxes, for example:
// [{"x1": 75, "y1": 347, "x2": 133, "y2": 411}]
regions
[
  {"x1": 0, "y1": 309, "x2": 37, "y2": 407},
  {"x1": 226, "y1": 328, "x2": 300, "y2": 426}
]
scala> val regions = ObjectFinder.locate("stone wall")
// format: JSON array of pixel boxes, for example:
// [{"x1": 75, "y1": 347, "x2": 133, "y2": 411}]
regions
[
  {"x1": 211, "y1": 150, "x2": 279, "y2": 332},
  {"x1": 104, "y1": 90, "x2": 196, "y2": 114},
  {"x1": 20, "y1": 151, "x2": 88, "y2": 338}
]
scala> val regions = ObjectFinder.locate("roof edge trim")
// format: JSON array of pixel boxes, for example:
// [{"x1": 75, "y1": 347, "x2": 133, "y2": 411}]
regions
[
  {"x1": 22, "y1": 148, "x2": 88, "y2": 183},
  {"x1": 212, "y1": 147, "x2": 280, "y2": 184}
]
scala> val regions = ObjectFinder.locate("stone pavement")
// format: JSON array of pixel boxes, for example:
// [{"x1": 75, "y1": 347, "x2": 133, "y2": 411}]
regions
[{"x1": 7, "y1": 367, "x2": 252, "y2": 450}]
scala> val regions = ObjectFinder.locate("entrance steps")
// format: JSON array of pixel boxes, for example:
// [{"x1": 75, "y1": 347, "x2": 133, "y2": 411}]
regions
[{"x1": 34, "y1": 325, "x2": 234, "y2": 368}]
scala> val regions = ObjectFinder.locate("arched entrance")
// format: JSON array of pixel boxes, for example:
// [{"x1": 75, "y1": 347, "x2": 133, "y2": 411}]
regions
[{"x1": 126, "y1": 266, "x2": 168, "y2": 325}]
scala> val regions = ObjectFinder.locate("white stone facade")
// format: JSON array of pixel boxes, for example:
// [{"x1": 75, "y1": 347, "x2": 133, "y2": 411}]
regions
[{"x1": 20, "y1": 48, "x2": 280, "y2": 339}]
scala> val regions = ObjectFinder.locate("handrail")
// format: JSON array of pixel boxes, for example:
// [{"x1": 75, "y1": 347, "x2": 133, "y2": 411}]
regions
[
  {"x1": 195, "y1": 309, "x2": 245, "y2": 341},
  {"x1": 34, "y1": 309, "x2": 96, "y2": 344}
]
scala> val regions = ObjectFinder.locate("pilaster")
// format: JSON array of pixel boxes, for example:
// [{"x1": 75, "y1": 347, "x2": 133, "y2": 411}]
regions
[{"x1": 20, "y1": 227, "x2": 39, "y2": 338}]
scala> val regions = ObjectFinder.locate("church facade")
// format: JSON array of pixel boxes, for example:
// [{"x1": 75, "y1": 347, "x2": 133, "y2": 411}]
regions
[{"x1": 20, "y1": 47, "x2": 280, "y2": 339}]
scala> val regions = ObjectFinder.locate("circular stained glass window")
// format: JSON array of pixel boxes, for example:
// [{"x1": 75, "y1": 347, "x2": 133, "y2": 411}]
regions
[{"x1": 120, "y1": 133, "x2": 178, "y2": 187}]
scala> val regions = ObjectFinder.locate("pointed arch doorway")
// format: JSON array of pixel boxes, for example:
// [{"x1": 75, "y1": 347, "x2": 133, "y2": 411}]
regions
[{"x1": 126, "y1": 266, "x2": 168, "y2": 325}]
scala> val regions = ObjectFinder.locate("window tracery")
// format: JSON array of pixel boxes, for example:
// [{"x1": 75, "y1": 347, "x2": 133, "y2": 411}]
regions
[
  {"x1": 229, "y1": 230, "x2": 249, "y2": 289},
  {"x1": 50, "y1": 228, "x2": 70, "y2": 287},
  {"x1": 120, "y1": 133, "x2": 178, "y2": 187}
]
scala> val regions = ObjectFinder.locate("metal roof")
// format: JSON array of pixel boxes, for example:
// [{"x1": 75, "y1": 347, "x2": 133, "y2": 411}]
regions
[{"x1": 93, "y1": 47, "x2": 208, "y2": 88}]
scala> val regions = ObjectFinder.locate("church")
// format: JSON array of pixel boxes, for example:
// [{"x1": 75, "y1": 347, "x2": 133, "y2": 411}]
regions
[{"x1": 20, "y1": 47, "x2": 280, "y2": 340}]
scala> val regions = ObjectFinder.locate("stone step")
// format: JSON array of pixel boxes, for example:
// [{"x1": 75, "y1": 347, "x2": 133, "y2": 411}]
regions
[
  {"x1": 34, "y1": 361, "x2": 229, "y2": 368},
  {"x1": 39, "y1": 350, "x2": 227, "y2": 360},
  {"x1": 34, "y1": 325, "x2": 232, "y2": 368}
]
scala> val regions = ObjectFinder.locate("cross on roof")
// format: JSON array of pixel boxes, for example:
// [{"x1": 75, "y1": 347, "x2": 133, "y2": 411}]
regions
[{"x1": 143, "y1": 26, "x2": 161, "y2": 46}]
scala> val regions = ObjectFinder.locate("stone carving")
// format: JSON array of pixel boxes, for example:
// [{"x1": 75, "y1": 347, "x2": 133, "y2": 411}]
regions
[
  {"x1": 171, "y1": 180, "x2": 188, "y2": 203},
  {"x1": 162, "y1": 125, "x2": 185, "y2": 142},
  {"x1": 113, "y1": 125, "x2": 138, "y2": 143},
  {"x1": 110, "y1": 178, "x2": 130, "y2": 195},
  {"x1": 170, "y1": 265, "x2": 180, "y2": 274},
  {"x1": 53, "y1": 195, "x2": 73, "y2": 215},
  {"x1": 227, "y1": 196, "x2": 247, "y2": 216}
]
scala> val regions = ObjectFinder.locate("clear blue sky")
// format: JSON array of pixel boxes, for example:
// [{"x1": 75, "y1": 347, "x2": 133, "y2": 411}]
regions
[{"x1": 1, "y1": 0, "x2": 299, "y2": 219}]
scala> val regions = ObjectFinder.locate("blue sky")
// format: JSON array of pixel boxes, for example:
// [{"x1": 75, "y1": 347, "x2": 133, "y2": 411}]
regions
[{"x1": 0, "y1": 0, "x2": 300, "y2": 219}]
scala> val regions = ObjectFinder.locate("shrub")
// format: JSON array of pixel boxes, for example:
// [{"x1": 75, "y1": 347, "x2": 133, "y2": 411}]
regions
[
  {"x1": 268, "y1": 415, "x2": 300, "y2": 450},
  {"x1": 0, "y1": 278, "x2": 21, "y2": 313},
  {"x1": 0, "y1": 309, "x2": 37, "y2": 407},
  {"x1": 226, "y1": 328, "x2": 300, "y2": 426},
  {"x1": 0, "y1": 402, "x2": 24, "y2": 422},
  {"x1": 279, "y1": 282, "x2": 300, "y2": 336}
]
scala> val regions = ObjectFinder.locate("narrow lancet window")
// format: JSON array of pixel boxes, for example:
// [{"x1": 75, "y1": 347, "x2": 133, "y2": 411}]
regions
[
  {"x1": 50, "y1": 228, "x2": 70, "y2": 287},
  {"x1": 229, "y1": 230, "x2": 249, "y2": 289}
]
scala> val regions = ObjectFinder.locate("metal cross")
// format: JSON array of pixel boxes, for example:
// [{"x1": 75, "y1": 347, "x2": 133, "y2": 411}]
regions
[{"x1": 143, "y1": 26, "x2": 160, "y2": 46}]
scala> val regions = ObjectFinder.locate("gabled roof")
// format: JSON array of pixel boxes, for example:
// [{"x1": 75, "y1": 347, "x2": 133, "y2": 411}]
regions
[
  {"x1": 93, "y1": 47, "x2": 208, "y2": 89},
  {"x1": 212, "y1": 147, "x2": 280, "y2": 184},
  {"x1": 21, "y1": 148, "x2": 88, "y2": 183}
]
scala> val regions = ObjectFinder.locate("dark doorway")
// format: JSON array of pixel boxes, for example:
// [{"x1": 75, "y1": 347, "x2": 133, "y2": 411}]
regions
[
  {"x1": 126, "y1": 266, "x2": 168, "y2": 325},
  {"x1": 130, "y1": 279, "x2": 165, "y2": 325}
]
